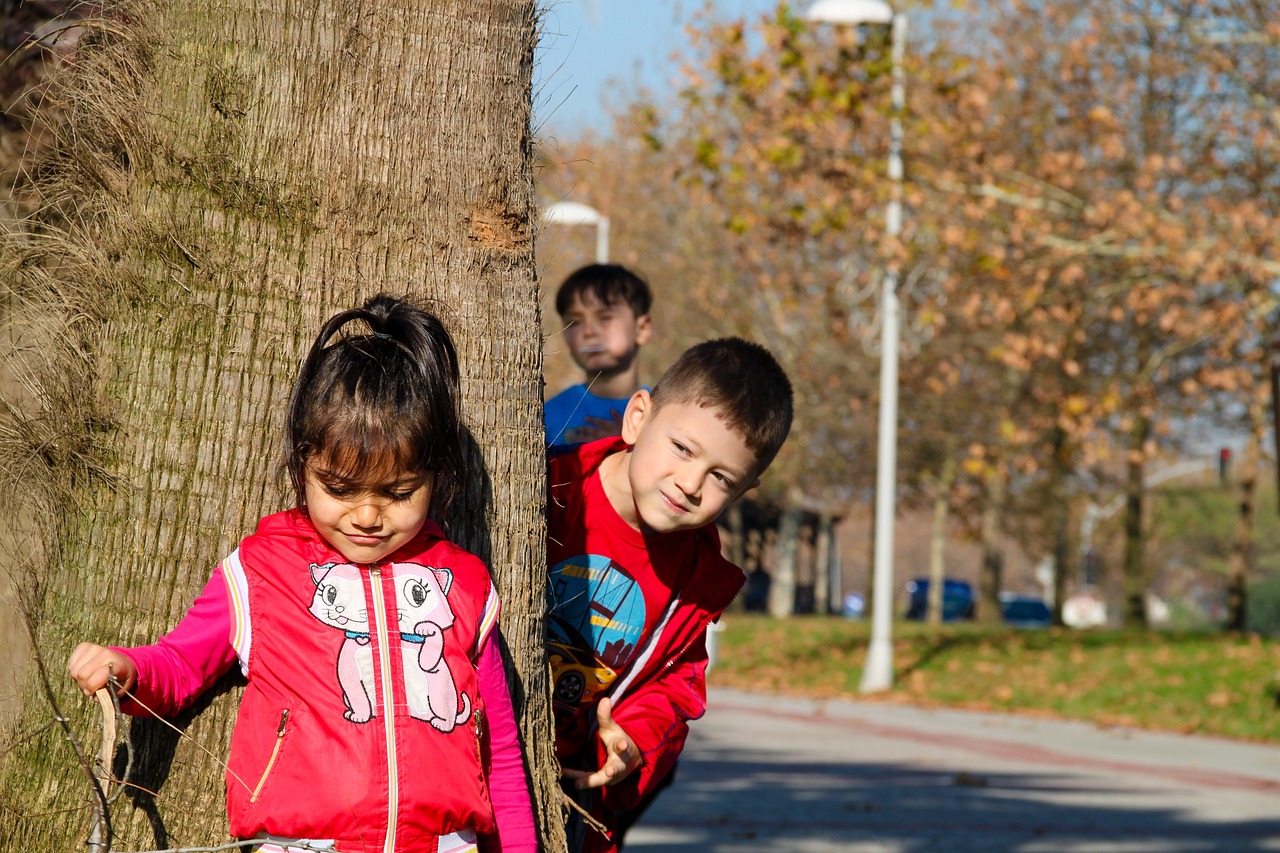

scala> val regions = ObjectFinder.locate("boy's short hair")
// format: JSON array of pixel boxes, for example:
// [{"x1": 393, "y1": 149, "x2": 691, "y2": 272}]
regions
[
  {"x1": 650, "y1": 337, "x2": 793, "y2": 473},
  {"x1": 554, "y1": 263, "x2": 652, "y2": 319}
]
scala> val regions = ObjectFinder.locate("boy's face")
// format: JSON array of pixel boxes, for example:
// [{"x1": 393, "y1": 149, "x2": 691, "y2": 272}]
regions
[
  {"x1": 561, "y1": 292, "x2": 652, "y2": 378},
  {"x1": 617, "y1": 391, "x2": 760, "y2": 535}
]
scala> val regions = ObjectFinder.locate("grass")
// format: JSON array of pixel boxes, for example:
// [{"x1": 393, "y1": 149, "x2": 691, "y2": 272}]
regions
[{"x1": 708, "y1": 615, "x2": 1280, "y2": 742}]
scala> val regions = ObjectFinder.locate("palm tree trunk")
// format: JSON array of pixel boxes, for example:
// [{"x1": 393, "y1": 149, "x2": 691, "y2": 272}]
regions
[{"x1": 0, "y1": 0, "x2": 561, "y2": 849}]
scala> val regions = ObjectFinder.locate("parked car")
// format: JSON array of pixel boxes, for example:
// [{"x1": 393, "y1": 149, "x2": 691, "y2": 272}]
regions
[
  {"x1": 999, "y1": 593, "x2": 1053, "y2": 629},
  {"x1": 904, "y1": 578, "x2": 975, "y2": 622}
]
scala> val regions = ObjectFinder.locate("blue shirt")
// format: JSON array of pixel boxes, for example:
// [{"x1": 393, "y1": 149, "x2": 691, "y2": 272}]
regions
[{"x1": 544, "y1": 384, "x2": 639, "y2": 446}]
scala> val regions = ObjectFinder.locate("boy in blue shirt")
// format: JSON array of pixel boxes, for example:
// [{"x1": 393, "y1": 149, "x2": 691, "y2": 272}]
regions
[{"x1": 545, "y1": 264, "x2": 653, "y2": 446}]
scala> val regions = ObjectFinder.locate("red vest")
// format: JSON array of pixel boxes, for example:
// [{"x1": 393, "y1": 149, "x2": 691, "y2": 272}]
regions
[{"x1": 225, "y1": 510, "x2": 495, "y2": 852}]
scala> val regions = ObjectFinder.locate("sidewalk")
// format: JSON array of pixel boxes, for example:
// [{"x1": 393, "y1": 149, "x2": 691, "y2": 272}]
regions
[{"x1": 625, "y1": 688, "x2": 1280, "y2": 852}]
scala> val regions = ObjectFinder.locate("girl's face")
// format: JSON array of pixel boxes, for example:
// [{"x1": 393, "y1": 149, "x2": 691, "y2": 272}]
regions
[{"x1": 304, "y1": 457, "x2": 434, "y2": 564}]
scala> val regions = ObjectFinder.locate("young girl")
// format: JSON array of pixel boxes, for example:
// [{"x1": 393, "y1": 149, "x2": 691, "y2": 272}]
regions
[{"x1": 68, "y1": 294, "x2": 537, "y2": 853}]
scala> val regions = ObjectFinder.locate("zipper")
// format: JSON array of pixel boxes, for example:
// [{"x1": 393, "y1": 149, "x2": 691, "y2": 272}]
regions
[
  {"x1": 249, "y1": 709, "x2": 290, "y2": 803},
  {"x1": 369, "y1": 566, "x2": 399, "y2": 853}
]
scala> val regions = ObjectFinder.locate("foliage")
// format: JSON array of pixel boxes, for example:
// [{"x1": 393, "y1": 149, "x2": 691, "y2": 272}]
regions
[{"x1": 711, "y1": 615, "x2": 1280, "y2": 741}]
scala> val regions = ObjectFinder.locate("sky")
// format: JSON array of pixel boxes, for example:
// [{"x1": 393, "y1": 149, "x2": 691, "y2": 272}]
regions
[{"x1": 534, "y1": 0, "x2": 780, "y2": 136}]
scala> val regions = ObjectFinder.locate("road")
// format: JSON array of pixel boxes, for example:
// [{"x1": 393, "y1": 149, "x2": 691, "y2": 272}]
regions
[{"x1": 625, "y1": 687, "x2": 1280, "y2": 852}]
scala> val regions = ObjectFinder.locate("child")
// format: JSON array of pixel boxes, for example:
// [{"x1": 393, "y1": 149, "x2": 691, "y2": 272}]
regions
[
  {"x1": 545, "y1": 337, "x2": 793, "y2": 852},
  {"x1": 544, "y1": 264, "x2": 653, "y2": 446},
  {"x1": 68, "y1": 295, "x2": 536, "y2": 853}
]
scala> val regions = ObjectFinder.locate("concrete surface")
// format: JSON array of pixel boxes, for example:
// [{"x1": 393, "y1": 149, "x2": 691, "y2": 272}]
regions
[{"x1": 625, "y1": 688, "x2": 1280, "y2": 852}]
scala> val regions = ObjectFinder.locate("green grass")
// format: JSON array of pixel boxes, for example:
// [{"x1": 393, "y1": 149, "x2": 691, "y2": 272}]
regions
[{"x1": 709, "y1": 615, "x2": 1280, "y2": 741}]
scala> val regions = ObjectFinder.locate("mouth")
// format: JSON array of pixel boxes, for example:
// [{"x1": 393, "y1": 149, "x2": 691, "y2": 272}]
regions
[
  {"x1": 659, "y1": 492, "x2": 689, "y2": 515},
  {"x1": 344, "y1": 533, "x2": 386, "y2": 546},
  {"x1": 576, "y1": 345, "x2": 605, "y2": 354}
]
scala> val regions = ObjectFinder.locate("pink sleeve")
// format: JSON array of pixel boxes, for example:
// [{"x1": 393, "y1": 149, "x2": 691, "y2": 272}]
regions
[
  {"x1": 114, "y1": 570, "x2": 238, "y2": 718},
  {"x1": 476, "y1": 632, "x2": 537, "y2": 853}
]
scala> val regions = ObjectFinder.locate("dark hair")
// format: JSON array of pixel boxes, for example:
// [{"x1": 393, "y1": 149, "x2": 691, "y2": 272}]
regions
[
  {"x1": 650, "y1": 337, "x2": 793, "y2": 473},
  {"x1": 284, "y1": 294, "x2": 465, "y2": 517},
  {"x1": 554, "y1": 263, "x2": 652, "y2": 319}
]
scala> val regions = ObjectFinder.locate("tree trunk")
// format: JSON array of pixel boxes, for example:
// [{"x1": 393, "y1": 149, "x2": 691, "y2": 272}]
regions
[
  {"x1": 813, "y1": 510, "x2": 833, "y2": 615},
  {"x1": 1226, "y1": 401, "x2": 1263, "y2": 632},
  {"x1": 926, "y1": 454, "x2": 957, "y2": 629},
  {"x1": 0, "y1": 1, "x2": 563, "y2": 850},
  {"x1": 977, "y1": 462, "x2": 1007, "y2": 626},
  {"x1": 1049, "y1": 426, "x2": 1072, "y2": 627},
  {"x1": 1121, "y1": 414, "x2": 1151, "y2": 629},
  {"x1": 767, "y1": 492, "x2": 802, "y2": 619}
]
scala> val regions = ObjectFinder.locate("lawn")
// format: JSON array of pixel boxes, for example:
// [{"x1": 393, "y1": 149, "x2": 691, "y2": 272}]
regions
[{"x1": 708, "y1": 615, "x2": 1280, "y2": 742}]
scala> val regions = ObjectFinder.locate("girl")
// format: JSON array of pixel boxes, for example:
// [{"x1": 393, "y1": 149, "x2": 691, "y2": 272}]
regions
[{"x1": 68, "y1": 295, "x2": 536, "y2": 853}]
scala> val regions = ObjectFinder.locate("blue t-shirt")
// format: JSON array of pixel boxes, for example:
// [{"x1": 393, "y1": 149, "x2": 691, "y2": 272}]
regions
[{"x1": 544, "y1": 384, "x2": 638, "y2": 446}]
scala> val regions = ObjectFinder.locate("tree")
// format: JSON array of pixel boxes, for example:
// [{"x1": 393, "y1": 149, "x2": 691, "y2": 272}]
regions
[{"x1": 0, "y1": 0, "x2": 564, "y2": 849}]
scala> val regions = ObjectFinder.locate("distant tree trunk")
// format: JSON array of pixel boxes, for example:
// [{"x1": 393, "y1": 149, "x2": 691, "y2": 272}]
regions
[
  {"x1": 768, "y1": 491, "x2": 802, "y2": 619},
  {"x1": 813, "y1": 510, "x2": 833, "y2": 615},
  {"x1": 1121, "y1": 413, "x2": 1151, "y2": 628},
  {"x1": 927, "y1": 453, "x2": 957, "y2": 628},
  {"x1": 1049, "y1": 426, "x2": 1072, "y2": 627},
  {"x1": 1226, "y1": 400, "x2": 1263, "y2": 632},
  {"x1": 0, "y1": 1, "x2": 562, "y2": 850},
  {"x1": 977, "y1": 461, "x2": 1007, "y2": 626}
]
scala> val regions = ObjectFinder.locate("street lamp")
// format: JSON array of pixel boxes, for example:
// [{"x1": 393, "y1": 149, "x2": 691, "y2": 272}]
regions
[
  {"x1": 805, "y1": 0, "x2": 906, "y2": 693},
  {"x1": 541, "y1": 200, "x2": 610, "y2": 263}
]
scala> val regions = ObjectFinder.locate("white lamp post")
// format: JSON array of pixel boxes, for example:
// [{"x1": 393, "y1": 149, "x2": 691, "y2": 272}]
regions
[
  {"x1": 541, "y1": 200, "x2": 610, "y2": 263},
  {"x1": 805, "y1": 0, "x2": 906, "y2": 693}
]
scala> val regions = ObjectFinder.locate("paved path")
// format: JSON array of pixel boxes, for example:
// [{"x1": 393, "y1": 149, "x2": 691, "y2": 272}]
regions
[{"x1": 625, "y1": 688, "x2": 1280, "y2": 852}]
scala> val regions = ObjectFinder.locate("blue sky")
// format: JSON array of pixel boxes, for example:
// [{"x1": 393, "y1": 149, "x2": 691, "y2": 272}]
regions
[{"x1": 534, "y1": 0, "x2": 780, "y2": 136}]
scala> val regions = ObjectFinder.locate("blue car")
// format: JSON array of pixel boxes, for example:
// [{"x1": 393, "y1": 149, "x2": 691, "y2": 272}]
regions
[
  {"x1": 1000, "y1": 593, "x2": 1053, "y2": 628},
  {"x1": 904, "y1": 578, "x2": 975, "y2": 621}
]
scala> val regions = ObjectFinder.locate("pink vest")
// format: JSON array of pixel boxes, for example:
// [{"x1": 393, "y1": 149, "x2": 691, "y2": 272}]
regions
[{"x1": 224, "y1": 510, "x2": 495, "y2": 852}]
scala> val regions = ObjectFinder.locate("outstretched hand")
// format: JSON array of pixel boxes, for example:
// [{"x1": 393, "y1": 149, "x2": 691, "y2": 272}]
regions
[
  {"x1": 67, "y1": 642, "x2": 137, "y2": 698},
  {"x1": 562, "y1": 697, "x2": 643, "y2": 790}
]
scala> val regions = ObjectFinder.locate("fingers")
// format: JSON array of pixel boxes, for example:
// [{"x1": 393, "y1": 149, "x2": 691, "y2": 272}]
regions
[
  {"x1": 67, "y1": 643, "x2": 133, "y2": 697},
  {"x1": 562, "y1": 745, "x2": 631, "y2": 790}
]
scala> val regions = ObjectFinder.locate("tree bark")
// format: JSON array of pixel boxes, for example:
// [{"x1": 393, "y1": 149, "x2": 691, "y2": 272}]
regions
[
  {"x1": 1121, "y1": 413, "x2": 1151, "y2": 629},
  {"x1": 977, "y1": 462, "x2": 1007, "y2": 627},
  {"x1": 1226, "y1": 400, "x2": 1263, "y2": 632},
  {"x1": 926, "y1": 454, "x2": 956, "y2": 629},
  {"x1": 767, "y1": 492, "x2": 802, "y2": 619},
  {"x1": 0, "y1": 0, "x2": 562, "y2": 850}
]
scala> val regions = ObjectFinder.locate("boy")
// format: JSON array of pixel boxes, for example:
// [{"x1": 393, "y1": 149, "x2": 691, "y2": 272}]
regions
[
  {"x1": 545, "y1": 263, "x2": 654, "y2": 446},
  {"x1": 546, "y1": 337, "x2": 793, "y2": 852}
]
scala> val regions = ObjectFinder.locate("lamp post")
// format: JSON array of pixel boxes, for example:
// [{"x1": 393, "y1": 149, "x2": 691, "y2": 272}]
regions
[
  {"x1": 541, "y1": 200, "x2": 610, "y2": 263},
  {"x1": 805, "y1": 0, "x2": 906, "y2": 693}
]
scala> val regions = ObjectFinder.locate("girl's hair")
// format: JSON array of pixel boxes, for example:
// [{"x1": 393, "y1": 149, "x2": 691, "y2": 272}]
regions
[{"x1": 284, "y1": 294, "x2": 465, "y2": 517}]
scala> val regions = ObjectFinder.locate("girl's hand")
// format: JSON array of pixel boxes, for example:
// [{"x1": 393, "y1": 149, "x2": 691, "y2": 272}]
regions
[{"x1": 67, "y1": 643, "x2": 137, "y2": 698}]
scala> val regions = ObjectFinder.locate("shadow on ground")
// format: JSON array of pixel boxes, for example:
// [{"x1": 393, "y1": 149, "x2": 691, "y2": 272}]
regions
[{"x1": 627, "y1": 744, "x2": 1280, "y2": 853}]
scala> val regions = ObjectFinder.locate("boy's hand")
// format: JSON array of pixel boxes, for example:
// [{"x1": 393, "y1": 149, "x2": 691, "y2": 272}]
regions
[
  {"x1": 562, "y1": 697, "x2": 644, "y2": 790},
  {"x1": 67, "y1": 643, "x2": 137, "y2": 698}
]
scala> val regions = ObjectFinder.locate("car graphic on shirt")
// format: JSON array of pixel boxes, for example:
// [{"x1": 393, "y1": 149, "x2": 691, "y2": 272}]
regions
[{"x1": 548, "y1": 641, "x2": 618, "y2": 707}]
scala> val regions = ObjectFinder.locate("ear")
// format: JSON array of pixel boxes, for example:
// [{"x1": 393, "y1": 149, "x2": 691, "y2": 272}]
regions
[
  {"x1": 634, "y1": 313, "x2": 654, "y2": 346},
  {"x1": 620, "y1": 389, "x2": 653, "y2": 445}
]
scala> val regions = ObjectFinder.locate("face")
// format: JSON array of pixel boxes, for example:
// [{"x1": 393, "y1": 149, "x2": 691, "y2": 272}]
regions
[
  {"x1": 615, "y1": 392, "x2": 760, "y2": 535},
  {"x1": 304, "y1": 458, "x2": 434, "y2": 564},
  {"x1": 561, "y1": 293, "x2": 653, "y2": 377}
]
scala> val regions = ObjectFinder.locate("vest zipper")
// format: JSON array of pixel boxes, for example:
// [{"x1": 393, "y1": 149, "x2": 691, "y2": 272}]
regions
[
  {"x1": 369, "y1": 565, "x2": 399, "y2": 853},
  {"x1": 249, "y1": 709, "x2": 290, "y2": 803}
]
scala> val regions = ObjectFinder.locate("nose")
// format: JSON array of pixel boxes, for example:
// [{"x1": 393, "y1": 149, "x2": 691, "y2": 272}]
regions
[
  {"x1": 674, "y1": 467, "x2": 702, "y2": 502},
  {"x1": 351, "y1": 497, "x2": 383, "y2": 529}
]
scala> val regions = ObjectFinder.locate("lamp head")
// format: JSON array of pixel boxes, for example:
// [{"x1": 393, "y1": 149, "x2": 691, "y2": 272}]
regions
[
  {"x1": 804, "y1": 0, "x2": 894, "y2": 25},
  {"x1": 541, "y1": 201, "x2": 604, "y2": 226}
]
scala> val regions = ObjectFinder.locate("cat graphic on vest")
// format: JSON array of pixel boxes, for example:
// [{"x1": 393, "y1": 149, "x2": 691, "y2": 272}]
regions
[{"x1": 309, "y1": 561, "x2": 471, "y2": 731}]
